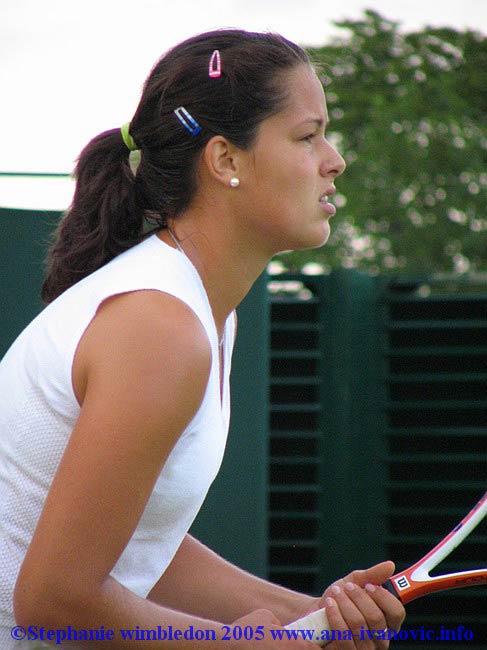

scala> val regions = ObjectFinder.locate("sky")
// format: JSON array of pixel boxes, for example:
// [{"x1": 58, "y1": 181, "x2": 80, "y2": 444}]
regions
[{"x1": 1, "y1": 0, "x2": 486, "y2": 210}]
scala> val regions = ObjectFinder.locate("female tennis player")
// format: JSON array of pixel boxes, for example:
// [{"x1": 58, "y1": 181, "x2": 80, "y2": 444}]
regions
[{"x1": 0, "y1": 29, "x2": 405, "y2": 648}]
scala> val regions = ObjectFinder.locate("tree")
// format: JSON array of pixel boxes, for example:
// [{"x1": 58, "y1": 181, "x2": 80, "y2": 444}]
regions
[{"x1": 279, "y1": 11, "x2": 487, "y2": 277}]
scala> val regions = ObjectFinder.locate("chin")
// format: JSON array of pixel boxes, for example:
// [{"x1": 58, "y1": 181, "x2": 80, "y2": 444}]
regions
[
  {"x1": 301, "y1": 222, "x2": 331, "y2": 250},
  {"x1": 272, "y1": 221, "x2": 331, "y2": 254}
]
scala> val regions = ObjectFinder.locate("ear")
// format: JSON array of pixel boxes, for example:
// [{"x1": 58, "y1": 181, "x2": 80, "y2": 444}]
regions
[{"x1": 202, "y1": 136, "x2": 241, "y2": 187}]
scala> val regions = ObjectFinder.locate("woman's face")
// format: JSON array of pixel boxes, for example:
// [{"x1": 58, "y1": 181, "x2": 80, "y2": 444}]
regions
[{"x1": 239, "y1": 64, "x2": 346, "y2": 256}]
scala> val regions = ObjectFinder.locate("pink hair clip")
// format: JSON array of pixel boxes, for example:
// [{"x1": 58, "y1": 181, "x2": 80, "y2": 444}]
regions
[{"x1": 208, "y1": 50, "x2": 221, "y2": 78}]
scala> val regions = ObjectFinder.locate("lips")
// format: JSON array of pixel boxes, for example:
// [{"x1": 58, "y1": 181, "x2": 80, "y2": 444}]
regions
[{"x1": 319, "y1": 193, "x2": 337, "y2": 216}]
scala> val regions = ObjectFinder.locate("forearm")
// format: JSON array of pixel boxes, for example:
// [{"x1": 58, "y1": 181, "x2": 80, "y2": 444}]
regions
[
  {"x1": 147, "y1": 535, "x2": 315, "y2": 625},
  {"x1": 18, "y1": 574, "x2": 229, "y2": 649}
]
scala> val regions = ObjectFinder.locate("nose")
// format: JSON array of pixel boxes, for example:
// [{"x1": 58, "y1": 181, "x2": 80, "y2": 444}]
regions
[{"x1": 320, "y1": 140, "x2": 346, "y2": 179}]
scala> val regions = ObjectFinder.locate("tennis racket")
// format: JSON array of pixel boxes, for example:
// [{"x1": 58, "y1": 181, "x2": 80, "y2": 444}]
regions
[{"x1": 286, "y1": 490, "x2": 487, "y2": 645}]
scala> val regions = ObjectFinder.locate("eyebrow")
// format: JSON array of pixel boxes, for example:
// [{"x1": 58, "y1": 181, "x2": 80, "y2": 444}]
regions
[{"x1": 297, "y1": 117, "x2": 328, "y2": 130}]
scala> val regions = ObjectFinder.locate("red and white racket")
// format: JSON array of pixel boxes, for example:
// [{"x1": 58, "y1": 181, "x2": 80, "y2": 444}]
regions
[{"x1": 286, "y1": 490, "x2": 487, "y2": 645}]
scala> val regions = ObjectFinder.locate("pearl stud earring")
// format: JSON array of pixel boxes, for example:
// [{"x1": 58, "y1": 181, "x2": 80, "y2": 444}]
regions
[{"x1": 230, "y1": 177, "x2": 240, "y2": 188}]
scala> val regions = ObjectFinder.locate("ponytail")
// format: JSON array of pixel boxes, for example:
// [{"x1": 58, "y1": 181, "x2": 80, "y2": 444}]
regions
[{"x1": 41, "y1": 128, "x2": 148, "y2": 303}]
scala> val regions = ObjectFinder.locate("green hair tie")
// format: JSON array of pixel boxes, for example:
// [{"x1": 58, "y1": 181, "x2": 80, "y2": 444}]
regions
[{"x1": 121, "y1": 123, "x2": 138, "y2": 152}]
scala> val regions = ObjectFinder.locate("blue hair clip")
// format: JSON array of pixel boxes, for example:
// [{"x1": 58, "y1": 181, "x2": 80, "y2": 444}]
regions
[{"x1": 173, "y1": 106, "x2": 201, "y2": 136}]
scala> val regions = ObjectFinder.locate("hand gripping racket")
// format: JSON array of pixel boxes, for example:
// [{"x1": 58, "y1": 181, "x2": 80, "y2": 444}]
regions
[{"x1": 286, "y1": 490, "x2": 487, "y2": 645}]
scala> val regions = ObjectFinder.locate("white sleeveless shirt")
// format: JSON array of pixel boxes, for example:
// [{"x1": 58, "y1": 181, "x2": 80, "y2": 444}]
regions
[{"x1": 0, "y1": 234, "x2": 235, "y2": 637}]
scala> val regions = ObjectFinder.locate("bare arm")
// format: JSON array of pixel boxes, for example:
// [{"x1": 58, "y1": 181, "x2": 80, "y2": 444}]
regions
[
  {"x1": 14, "y1": 291, "x2": 230, "y2": 648},
  {"x1": 148, "y1": 534, "x2": 315, "y2": 625}
]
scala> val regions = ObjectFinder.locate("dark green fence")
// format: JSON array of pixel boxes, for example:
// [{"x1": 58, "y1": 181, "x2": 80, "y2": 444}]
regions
[
  {"x1": 268, "y1": 272, "x2": 487, "y2": 649},
  {"x1": 380, "y1": 279, "x2": 487, "y2": 648},
  {"x1": 2, "y1": 208, "x2": 486, "y2": 646},
  {"x1": 268, "y1": 271, "x2": 389, "y2": 594},
  {"x1": 0, "y1": 208, "x2": 59, "y2": 357}
]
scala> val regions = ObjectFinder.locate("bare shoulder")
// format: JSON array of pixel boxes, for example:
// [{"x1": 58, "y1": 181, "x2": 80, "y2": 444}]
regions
[
  {"x1": 97, "y1": 289, "x2": 209, "y2": 350},
  {"x1": 73, "y1": 289, "x2": 212, "y2": 423}
]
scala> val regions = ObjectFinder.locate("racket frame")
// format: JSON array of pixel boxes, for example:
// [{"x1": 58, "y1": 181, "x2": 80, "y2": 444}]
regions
[
  {"x1": 383, "y1": 490, "x2": 487, "y2": 604},
  {"x1": 286, "y1": 490, "x2": 487, "y2": 646}
]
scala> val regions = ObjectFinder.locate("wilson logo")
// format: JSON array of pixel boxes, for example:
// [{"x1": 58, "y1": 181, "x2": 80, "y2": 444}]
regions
[{"x1": 394, "y1": 575, "x2": 411, "y2": 591}]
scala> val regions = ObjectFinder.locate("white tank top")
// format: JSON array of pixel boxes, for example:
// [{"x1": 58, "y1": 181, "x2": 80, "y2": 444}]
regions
[{"x1": 0, "y1": 234, "x2": 235, "y2": 636}]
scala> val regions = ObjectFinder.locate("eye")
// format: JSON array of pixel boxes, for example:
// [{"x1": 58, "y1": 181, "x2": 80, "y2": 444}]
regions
[{"x1": 302, "y1": 133, "x2": 316, "y2": 144}]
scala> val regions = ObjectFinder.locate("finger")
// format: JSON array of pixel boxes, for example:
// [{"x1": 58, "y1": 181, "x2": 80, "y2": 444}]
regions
[
  {"x1": 342, "y1": 582, "x2": 390, "y2": 647},
  {"x1": 331, "y1": 584, "x2": 395, "y2": 649},
  {"x1": 329, "y1": 584, "x2": 384, "y2": 648},
  {"x1": 322, "y1": 562, "x2": 396, "y2": 604},
  {"x1": 364, "y1": 584, "x2": 406, "y2": 634},
  {"x1": 256, "y1": 608, "x2": 282, "y2": 627},
  {"x1": 323, "y1": 597, "x2": 358, "y2": 649},
  {"x1": 233, "y1": 608, "x2": 282, "y2": 627},
  {"x1": 344, "y1": 562, "x2": 395, "y2": 589}
]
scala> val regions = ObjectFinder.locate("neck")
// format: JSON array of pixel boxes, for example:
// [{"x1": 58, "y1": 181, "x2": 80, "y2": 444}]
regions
[{"x1": 162, "y1": 212, "x2": 268, "y2": 334}]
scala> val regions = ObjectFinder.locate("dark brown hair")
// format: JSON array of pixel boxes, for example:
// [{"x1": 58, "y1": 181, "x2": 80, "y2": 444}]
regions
[{"x1": 41, "y1": 29, "x2": 310, "y2": 303}]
